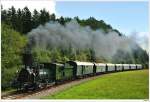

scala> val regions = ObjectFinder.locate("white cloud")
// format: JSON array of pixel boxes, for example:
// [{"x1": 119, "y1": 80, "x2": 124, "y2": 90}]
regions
[
  {"x1": 1, "y1": 0, "x2": 56, "y2": 14},
  {"x1": 130, "y1": 31, "x2": 149, "y2": 52}
]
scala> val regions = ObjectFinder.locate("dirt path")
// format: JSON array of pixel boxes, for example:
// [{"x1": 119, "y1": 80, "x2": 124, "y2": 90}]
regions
[{"x1": 22, "y1": 75, "x2": 101, "y2": 99}]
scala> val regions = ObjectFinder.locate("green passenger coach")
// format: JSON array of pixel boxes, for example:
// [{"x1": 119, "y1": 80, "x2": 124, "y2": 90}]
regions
[{"x1": 65, "y1": 61, "x2": 94, "y2": 78}]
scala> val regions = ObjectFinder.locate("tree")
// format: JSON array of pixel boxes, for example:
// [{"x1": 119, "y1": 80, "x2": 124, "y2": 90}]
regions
[
  {"x1": 50, "y1": 13, "x2": 56, "y2": 21},
  {"x1": 32, "y1": 47, "x2": 52, "y2": 62},
  {"x1": 1, "y1": 23, "x2": 27, "y2": 90},
  {"x1": 89, "y1": 49, "x2": 96, "y2": 62},
  {"x1": 74, "y1": 16, "x2": 80, "y2": 22},
  {"x1": 59, "y1": 16, "x2": 65, "y2": 25},
  {"x1": 32, "y1": 9, "x2": 40, "y2": 28},
  {"x1": 16, "y1": 8, "x2": 23, "y2": 33},
  {"x1": 39, "y1": 9, "x2": 50, "y2": 25},
  {"x1": 22, "y1": 6, "x2": 32, "y2": 34},
  {"x1": 1, "y1": 5, "x2": 8, "y2": 22},
  {"x1": 6, "y1": 6, "x2": 17, "y2": 30}
]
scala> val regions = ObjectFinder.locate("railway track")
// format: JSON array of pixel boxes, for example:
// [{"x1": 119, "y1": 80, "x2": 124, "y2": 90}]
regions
[
  {"x1": 1, "y1": 83, "x2": 56, "y2": 99},
  {"x1": 2, "y1": 74, "x2": 101, "y2": 99},
  {"x1": 2, "y1": 92, "x2": 30, "y2": 99}
]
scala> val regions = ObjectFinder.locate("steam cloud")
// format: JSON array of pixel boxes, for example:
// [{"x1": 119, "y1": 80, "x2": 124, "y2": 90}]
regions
[{"x1": 28, "y1": 20, "x2": 139, "y2": 62}]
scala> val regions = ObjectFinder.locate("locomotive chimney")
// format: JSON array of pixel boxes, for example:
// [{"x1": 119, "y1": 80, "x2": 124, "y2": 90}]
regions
[{"x1": 22, "y1": 44, "x2": 33, "y2": 69}]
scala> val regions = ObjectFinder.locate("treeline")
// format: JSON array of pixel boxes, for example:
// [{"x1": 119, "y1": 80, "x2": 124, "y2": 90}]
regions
[
  {"x1": 1, "y1": 6, "x2": 149, "y2": 90},
  {"x1": 1, "y1": 6, "x2": 122, "y2": 35}
]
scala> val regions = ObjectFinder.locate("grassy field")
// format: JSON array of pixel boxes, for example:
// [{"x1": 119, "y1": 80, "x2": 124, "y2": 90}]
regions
[{"x1": 43, "y1": 69, "x2": 149, "y2": 99}]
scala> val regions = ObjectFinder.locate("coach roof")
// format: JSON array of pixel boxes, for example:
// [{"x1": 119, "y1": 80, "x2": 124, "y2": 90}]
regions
[
  {"x1": 95, "y1": 63, "x2": 106, "y2": 66},
  {"x1": 71, "y1": 61, "x2": 94, "y2": 66}
]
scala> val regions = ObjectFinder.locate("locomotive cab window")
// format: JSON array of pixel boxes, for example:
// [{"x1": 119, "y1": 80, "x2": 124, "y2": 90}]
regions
[{"x1": 39, "y1": 69, "x2": 48, "y2": 75}]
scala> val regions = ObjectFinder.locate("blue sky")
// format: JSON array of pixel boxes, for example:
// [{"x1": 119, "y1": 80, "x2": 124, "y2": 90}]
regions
[{"x1": 56, "y1": 1, "x2": 149, "y2": 35}]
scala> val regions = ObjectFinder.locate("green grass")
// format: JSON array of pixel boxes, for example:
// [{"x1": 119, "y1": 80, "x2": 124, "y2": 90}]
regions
[{"x1": 43, "y1": 69, "x2": 149, "y2": 99}]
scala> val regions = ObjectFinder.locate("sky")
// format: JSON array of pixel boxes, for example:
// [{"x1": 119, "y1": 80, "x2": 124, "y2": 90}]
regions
[
  {"x1": 1, "y1": 0, "x2": 149, "y2": 52},
  {"x1": 1, "y1": 0, "x2": 56, "y2": 13},
  {"x1": 56, "y1": 1, "x2": 148, "y2": 35}
]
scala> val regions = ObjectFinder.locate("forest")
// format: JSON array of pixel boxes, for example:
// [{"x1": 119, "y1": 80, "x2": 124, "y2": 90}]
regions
[{"x1": 1, "y1": 6, "x2": 149, "y2": 90}]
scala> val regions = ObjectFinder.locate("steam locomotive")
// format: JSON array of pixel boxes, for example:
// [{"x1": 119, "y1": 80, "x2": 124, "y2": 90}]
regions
[{"x1": 12, "y1": 53, "x2": 143, "y2": 90}]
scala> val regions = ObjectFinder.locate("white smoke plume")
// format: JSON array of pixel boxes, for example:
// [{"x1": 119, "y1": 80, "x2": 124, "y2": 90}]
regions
[
  {"x1": 27, "y1": 20, "x2": 138, "y2": 61},
  {"x1": 130, "y1": 31, "x2": 149, "y2": 53}
]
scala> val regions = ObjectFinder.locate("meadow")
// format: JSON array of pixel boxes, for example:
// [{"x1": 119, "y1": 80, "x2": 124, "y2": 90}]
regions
[{"x1": 43, "y1": 69, "x2": 149, "y2": 99}]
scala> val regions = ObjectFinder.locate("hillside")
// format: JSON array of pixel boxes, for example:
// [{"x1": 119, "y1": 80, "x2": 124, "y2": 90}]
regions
[
  {"x1": 1, "y1": 6, "x2": 149, "y2": 90},
  {"x1": 43, "y1": 70, "x2": 149, "y2": 99}
]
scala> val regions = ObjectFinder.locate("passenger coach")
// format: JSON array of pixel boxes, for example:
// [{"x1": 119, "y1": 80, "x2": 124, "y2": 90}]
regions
[
  {"x1": 65, "y1": 61, "x2": 94, "y2": 78},
  {"x1": 94, "y1": 63, "x2": 106, "y2": 74}
]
